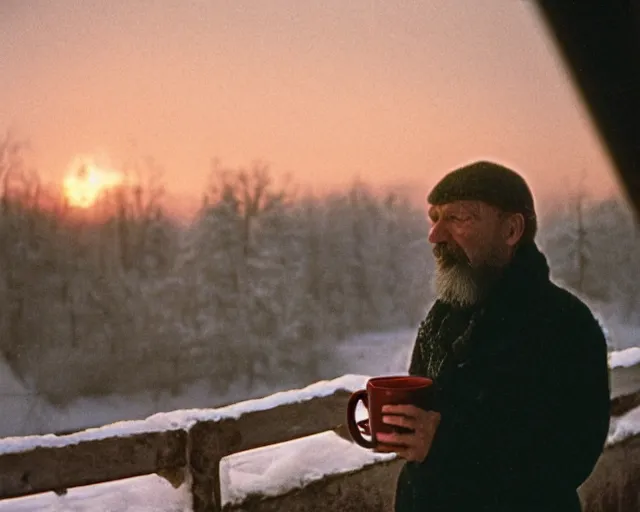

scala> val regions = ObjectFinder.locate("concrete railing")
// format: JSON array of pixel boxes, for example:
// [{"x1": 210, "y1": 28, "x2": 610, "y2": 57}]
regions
[{"x1": 1, "y1": 365, "x2": 639, "y2": 512}]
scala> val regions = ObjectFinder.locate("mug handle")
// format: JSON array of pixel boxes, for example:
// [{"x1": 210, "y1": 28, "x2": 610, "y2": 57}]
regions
[{"x1": 346, "y1": 389, "x2": 375, "y2": 449}]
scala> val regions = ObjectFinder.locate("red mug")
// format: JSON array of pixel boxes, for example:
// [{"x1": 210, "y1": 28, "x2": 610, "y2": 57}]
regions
[{"x1": 346, "y1": 375, "x2": 434, "y2": 449}]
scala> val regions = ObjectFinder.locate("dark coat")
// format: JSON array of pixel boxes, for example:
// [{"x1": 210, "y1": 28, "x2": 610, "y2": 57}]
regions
[{"x1": 394, "y1": 242, "x2": 610, "y2": 512}]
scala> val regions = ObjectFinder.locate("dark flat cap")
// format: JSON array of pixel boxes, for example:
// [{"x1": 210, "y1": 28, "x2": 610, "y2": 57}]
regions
[
  {"x1": 428, "y1": 160, "x2": 535, "y2": 216},
  {"x1": 428, "y1": 160, "x2": 537, "y2": 241}
]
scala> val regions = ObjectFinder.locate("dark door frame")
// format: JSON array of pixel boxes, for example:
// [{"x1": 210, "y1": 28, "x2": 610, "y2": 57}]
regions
[{"x1": 536, "y1": 1, "x2": 640, "y2": 218}]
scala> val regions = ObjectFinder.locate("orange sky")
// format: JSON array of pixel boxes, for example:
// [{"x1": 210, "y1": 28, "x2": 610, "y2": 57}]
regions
[{"x1": 0, "y1": 0, "x2": 624, "y2": 218}]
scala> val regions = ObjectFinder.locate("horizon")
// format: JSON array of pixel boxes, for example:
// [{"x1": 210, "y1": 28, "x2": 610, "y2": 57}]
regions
[{"x1": 0, "y1": 157, "x2": 631, "y2": 227}]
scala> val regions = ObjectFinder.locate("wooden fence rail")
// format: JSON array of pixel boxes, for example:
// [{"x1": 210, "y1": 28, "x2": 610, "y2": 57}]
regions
[
  {"x1": 0, "y1": 429, "x2": 187, "y2": 500},
  {"x1": 0, "y1": 376, "x2": 357, "y2": 511},
  {"x1": 1, "y1": 368, "x2": 639, "y2": 512}
]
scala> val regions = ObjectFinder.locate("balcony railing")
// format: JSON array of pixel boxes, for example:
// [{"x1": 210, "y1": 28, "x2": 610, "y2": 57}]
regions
[{"x1": 0, "y1": 366, "x2": 639, "y2": 512}]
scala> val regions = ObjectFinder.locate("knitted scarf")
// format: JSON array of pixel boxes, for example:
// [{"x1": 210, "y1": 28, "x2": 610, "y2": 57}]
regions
[{"x1": 408, "y1": 242, "x2": 550, "y2": 397}]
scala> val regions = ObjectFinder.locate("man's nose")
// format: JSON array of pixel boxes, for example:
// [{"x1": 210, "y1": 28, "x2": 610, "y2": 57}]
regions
[{"x1": 428, "y1": 221, "x2": 448, "y2": 244}]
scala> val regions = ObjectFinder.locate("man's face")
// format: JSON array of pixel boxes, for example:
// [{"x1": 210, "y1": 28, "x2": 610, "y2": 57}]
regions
[
  {"x1": 427, "y1": 200, "x2": 509, "y2": 267},
  {"x1": 427, "y1": 200, "x2": 511, "y2": 305}
]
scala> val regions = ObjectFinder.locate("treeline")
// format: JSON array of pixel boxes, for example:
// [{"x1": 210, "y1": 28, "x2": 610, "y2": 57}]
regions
[
  {"x1": 0, "y1": 146, "x2": 432, "y2": 403},
  {"x1": 2, "y1": 132, "x2": 639, "y2": 403},
  {"x1": 539, "y1": 190, "x2": 640, "y2": 336}
]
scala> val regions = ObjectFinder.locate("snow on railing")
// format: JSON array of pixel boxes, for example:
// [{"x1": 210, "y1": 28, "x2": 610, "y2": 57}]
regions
[
  {"x1": 0, "y1": 374, "x2": 395, "y2": 511},
  {"x1": 609, "y1": 347, "x2": 640, "y2": 369},
  {"x1": 1, "y1": 352, "x2": 640, "y2": 512},
  {"x1": 0, "y1": 374, "x2": 369, "y2": 457}
]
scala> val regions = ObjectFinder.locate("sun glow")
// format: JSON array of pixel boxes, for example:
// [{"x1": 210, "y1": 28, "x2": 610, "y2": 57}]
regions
[{"x1": 63, "y1": 158, "x2": 123, "y2": 208}]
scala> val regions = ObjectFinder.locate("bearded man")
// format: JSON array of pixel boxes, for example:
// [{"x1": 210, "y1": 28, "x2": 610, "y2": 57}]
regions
[{"x1": 376, "y1": 161, "x2": 610, "y2": 511}]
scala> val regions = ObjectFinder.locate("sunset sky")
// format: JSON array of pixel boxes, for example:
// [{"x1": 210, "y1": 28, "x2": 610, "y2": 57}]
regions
[{"x1": 0, "y1": 0, "x2": 623, "y2": 217}]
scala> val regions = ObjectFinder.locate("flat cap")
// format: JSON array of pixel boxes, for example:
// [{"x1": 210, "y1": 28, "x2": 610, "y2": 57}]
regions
[
  {"x1": 428, "y1": 160, "x2": 537, "y2": 242},
  {"x1": 428, "y1": 160, "x2": 535, "y2": 217}
]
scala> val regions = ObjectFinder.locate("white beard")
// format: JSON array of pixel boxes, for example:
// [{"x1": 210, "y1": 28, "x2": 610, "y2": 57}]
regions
[{"x1": 433, "y1": 263, "x2": 479, "y2": 307}]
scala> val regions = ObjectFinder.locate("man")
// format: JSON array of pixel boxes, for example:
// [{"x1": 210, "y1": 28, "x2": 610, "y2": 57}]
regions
[{"x1": 376, "y1": 161, "x2": 610, "y2": 511}]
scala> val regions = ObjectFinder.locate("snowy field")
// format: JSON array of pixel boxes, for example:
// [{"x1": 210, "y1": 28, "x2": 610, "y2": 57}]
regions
[
  {"x1": 2, "y1": 325, "x2": 637, "y2": 439},
  {"x1": 0, "y1": 329, "x2": 417, "y2": 439},
  {"x1": 1, "y1": 338, "x2": 639, "y2": 512},
  {"x1": 0, "y1": 363, "x2": 281, "y2": 439}
]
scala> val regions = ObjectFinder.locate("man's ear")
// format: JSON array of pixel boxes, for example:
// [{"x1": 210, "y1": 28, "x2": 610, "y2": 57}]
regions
[{"x1": 504, "y1": 213, "x2": 525, "y2": 247}]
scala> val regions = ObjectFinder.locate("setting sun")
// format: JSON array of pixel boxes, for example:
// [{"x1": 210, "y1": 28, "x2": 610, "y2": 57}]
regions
[{"x1": 63, "y1": 158, "x2": 123, "y2": 208}]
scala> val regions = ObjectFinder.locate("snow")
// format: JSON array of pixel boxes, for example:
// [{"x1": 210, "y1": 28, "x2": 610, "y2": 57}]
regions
[
  {"x1": 2, "y1": 333, "x2": 640, "y2": 512},
  {"x1": 0, "y1": 372, "x2": 382, "y2": 511},
  {"x1": 609, "y1": 347, "x2": 640, "y2": 369},
  {"x1": 6, "y1": 401, "x2": 640, "y2": 512},
  {"x1": 0, "y1": 374, "x2": 270, "y2": 438},
  {"x1": 0, "y1": 428, "x2": 395, "y2": 512},
  {"x1": 332, "y1": 329, "x2": 415, "y2": 378},
  {"x1": 0, "y1": 374, "x2": 369, "y2": 456},
  {"x1": 0, "y1": 328, "x2": 416, "y2": 439},
  {"x1": 9, "y1": 399, "x2": 640, "y2": 512},
  {"x1": 0, "y1": 474, "x2": 192, "y2": 512},
  {"x1": 0, "y1": 358, "x2": 38, "y2": 439},
  {"x1": 6, "y1": 400, "x2": 640, "y2": 512},
  {"x1": 220, "y1": 431, "x2": 395, "y2": 506},
  {"x1": 607, "y1": 404, "x2": 640, "y2": 445}
]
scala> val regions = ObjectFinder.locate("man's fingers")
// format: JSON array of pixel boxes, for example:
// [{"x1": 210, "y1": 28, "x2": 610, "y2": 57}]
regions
[
  {"x1": 376, "y1": 432, "x2": 413, "y2": 445},
  {"x1": 382, "y1": 414, "x2": 415, "y2": 430},
  {"x1": 381, "y1": 404, "x2": 420, "y2": 416},
  {"x1": 376, "y1": 432, "x2": 410, "y2": 446},
  {"x1": 374, "y1": 408, "x2": 441, "y2": 463}
]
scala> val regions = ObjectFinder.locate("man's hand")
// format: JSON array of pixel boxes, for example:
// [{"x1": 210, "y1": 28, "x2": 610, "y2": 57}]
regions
[{"x1": 375, "y1": 404, "x2": 441, "y2": 462}]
